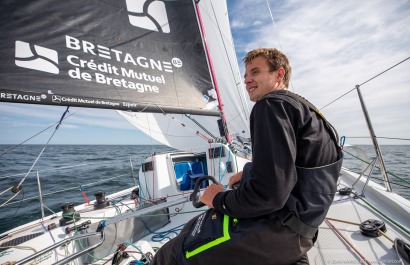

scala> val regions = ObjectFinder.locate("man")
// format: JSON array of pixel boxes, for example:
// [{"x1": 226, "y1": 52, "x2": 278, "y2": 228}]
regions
[{"x1": 152, "y1": 48, "x2": 342, "y2": 265}]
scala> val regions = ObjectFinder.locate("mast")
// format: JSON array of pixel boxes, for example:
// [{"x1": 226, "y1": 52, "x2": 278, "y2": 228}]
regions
[{"x1": 194, "y1": 0, "x2": 231, "y2": 143}]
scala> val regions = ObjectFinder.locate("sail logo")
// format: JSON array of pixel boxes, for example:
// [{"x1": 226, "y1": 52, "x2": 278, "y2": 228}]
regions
[
  {"x1": 66, "y1": 35, "x2": 180, "y2": 72},
  {"x1": 15, "y1": 41, "x2": 59, "y2": 74},
  {"x1": 125, "y1": 0, "x2": 170, "y2": 33},
  {"x1": 52, "y1": 95, "x2": 62, "y2": 103}
]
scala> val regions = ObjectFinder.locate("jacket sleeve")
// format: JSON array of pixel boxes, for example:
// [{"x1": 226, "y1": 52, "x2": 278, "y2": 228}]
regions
[{"x1": 213, "y1": 98, "x2": 299, "y2": 218}]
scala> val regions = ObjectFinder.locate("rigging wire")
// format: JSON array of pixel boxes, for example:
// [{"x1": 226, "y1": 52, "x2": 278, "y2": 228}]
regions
[
  {"x1": 15, "y1": 107, "x2": 70, "y2": 190},
  {"x1": 266, "y1": 0, "x2": 295, "y2": 93},
  {"x1": 157, "y1": 105, "x2": 218, "y2": 140},
  {"x1": 185, "y1": 114, "x2": 217, "y2": 141},
  {"x1": 319, "y1": 88, "x2": 356, "y2": 111},
  {"x1": 359, "y1": 56, "x2": 410, "y2": 87},
  {"x1": 120, "y1": 114, "x2": 199, "y2": 138},
  {"x1": 371, "y1": 176, "x2": 410, "y2": 190},
  {"x1": 208, "y1": 1, "x2": 249, "y2": 118},
  {"x1": 0, "y1": 160, "x2": 134, "y2": 180},
  {"x1": 347, "y1": 136, "x2": 410, "y2": 141},
  {"x1": 123, "y1": 107, "x2": 221, "y2": 151},
  {"x1": 266, "y1": 0, "x2": 284, "y2": 52},
  {"x1": 0, "y1": 107, "x2": 81, "y2": 157},
  {"x1": 199, "y1": 1, "x2": 250, "y2": 119},
  {"x1": 195, "y1": 1, "x2": 232, "y2": 143},
  {"x1": 343, "y1": 148, "x2": 410, "y2": 187},
  {"x1": 320, "y1": 56, "x2": 410, "y2": 110}
]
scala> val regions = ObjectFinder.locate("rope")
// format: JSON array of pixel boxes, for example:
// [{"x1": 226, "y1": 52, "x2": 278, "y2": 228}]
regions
[
  {"x1": 0, "y1": 189, "x2": 20, "y2": 208},
  {"x1": 0, "y1": 245, "x2": 37, "y2": 252},
  {"x1": 324, "y1": 218, "x2": 372, "y2": 265},
  {"x1": 123, "y1": 242, "x2": 146, "y2": 262},
  {"x1": 352, "y1": 191, "x2": 410, "y2": 236},
  {"x1": 219, "y1": 148, "x2": 231, "y2": 182},
  {"x1": 0, "y1": 186, "x2": 13, "y2": 196},
  {"x1": 150, "y1": 224, "x2": 185, "y2": 242},
  {"x1": 325, "y1": 217, "x2": 394, "y2": 243}
]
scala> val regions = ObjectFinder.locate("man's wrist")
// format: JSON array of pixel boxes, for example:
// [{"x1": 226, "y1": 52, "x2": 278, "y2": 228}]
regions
[{"x1": 212, "y1": 191, "x2": 225, "y2": 211}]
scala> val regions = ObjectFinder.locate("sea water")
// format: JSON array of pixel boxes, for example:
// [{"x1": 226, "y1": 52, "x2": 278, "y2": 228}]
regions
[{"x1": 0, "y1": 144, "x2": 409, "y2": 235}]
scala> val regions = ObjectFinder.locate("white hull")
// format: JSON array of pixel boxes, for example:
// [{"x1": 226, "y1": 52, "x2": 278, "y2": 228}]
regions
[{"x1": 1, "y1": 144, "x2": 409, "y2": 264}]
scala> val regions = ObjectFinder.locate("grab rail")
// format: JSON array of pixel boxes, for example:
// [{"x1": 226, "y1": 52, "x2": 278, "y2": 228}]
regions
[{"x1": 15, "y1": 231, "x2": 104, "y2": 265}]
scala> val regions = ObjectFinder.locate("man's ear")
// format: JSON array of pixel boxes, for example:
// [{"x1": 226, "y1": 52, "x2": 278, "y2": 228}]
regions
[{"x1": 277, "y1": 68, "x2": 285, "y2": 81}]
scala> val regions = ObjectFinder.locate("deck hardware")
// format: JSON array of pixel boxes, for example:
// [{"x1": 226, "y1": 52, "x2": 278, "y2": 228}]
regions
[
  {"x1": 47, "y1": 223, "x2": 57, "y2": 231},
  {"x1": 59, "y1": 203, "x2": 81, "y2": 226},
  {"x1": 338, "y1": 187, "x2": 352, "y2": 195},
  {"x1": 65, "y1": 220, "x2": 91, "y2": 234},
  {"x1": 131, "y1": 187, "x2": 140, "y2": 199},
  {"x1": 359, "y1": 219, "x2": 387, "y2": 237},
  {"x1": 112, "y1": 244, "x2": 129, "y2": 265},
  {"x1": 11, "y1": 185, "x2": 22, "y2": 193},
  {"x1": 94, "y1": 191, "x2": 110, "y2": 209}
]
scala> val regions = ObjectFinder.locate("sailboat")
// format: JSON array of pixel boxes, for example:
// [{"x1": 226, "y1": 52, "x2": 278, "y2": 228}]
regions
[{"x1": 1, "y1": 0, "x2": 409, "y2": 264}]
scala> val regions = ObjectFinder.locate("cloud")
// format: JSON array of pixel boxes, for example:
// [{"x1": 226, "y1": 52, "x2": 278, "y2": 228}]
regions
[{"x1": 228, "y1": 0, "x2": 410, "y2": 144}]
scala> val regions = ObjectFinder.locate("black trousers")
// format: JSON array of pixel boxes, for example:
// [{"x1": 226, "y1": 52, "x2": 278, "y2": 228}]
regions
[{"x1": 151, "y1": 214, "x2": 313, "y2": 265}]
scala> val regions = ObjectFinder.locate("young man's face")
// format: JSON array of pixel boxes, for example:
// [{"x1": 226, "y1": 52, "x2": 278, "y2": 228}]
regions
[{"x1": 244, "y1": 56, "x2": 284, "y2": 102}]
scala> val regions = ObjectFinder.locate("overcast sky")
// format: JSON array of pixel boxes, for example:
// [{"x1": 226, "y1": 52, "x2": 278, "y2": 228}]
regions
[{"x1": 1, "y1": 0, "x2": 409, "y2": 146}]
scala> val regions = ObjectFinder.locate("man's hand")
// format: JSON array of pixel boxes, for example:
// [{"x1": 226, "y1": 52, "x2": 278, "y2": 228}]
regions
[
  {"x1": 229, "y1": 171, "x2": 243, "y2": 189},
  {"x1": 199, "y1": 182, "x2": 224, "y2": 208}
]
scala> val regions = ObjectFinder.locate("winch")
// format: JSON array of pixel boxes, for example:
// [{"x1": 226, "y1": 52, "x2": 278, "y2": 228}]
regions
[
  {"x1": 59, "y1": 203, "x2": 81, "y2": 226},
  {"x1": 94, "y1": 191, "x2": 110, "y2": 209}
]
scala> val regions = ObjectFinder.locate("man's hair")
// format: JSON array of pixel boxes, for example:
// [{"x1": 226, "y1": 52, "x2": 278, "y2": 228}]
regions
[{"x1": 243, "y1": 48, "x2": 292, "y2": 88}]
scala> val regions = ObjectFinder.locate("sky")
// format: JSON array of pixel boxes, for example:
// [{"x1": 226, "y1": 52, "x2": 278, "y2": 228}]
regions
[{"x1": 1, "y1": 0, "x2": 410, "y2": 146}]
